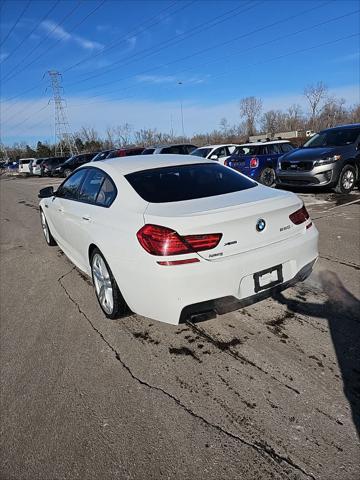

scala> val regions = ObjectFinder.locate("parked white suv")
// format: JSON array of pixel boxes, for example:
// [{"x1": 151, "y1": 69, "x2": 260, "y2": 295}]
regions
[
  {"x1": 191, "y1": 144, "x2": 240, "y2": 165},
  {"x1": 19, "y1": 158, "x2": 35, "y2": 174}
]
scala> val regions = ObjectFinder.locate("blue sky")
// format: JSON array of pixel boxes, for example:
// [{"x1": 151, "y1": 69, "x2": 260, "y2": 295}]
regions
[{"x1": 1, "y1": 0, "x2": 359, "y2": 145}]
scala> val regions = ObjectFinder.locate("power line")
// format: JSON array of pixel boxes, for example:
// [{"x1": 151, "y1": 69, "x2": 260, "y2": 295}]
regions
[
  {"x1": 1, "y1": 0, "x2": 60, "y2": 64},
  {"x1": 0, "y1": 0, "x2": 180, "y2": 105},
  {"x1": 68, "y1": 0, "x2": 332, "y2": 95},
  {"x1": 67, "y1": 31, "x2": 359, "y2": 109},
  {"x1": 1, "y1": 0, "x2": 83, "y2": 83},
  {"x1": 4, "y1": 103, "x2": 50, "y2": 132},
  {"x1": 0, "y1": 0, "x2": 31, "y2": 47},
  {"x1": 3, "y1": 33, "x2": 358, "y2": 141},
  {"x1": 67, "y1": 1, "x2": 259, "y2": 87},
  {"x1": 62, "y1": 0, "x2": 182, "y2": 74}
]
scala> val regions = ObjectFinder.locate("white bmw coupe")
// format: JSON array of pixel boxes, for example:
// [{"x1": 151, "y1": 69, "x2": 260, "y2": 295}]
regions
[{"x1": 39, "y1": 154, "x2": 318, "y2": 325}]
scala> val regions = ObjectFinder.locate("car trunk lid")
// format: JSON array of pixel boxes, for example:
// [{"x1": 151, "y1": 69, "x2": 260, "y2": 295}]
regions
[{"x1": 144, "y1": 186, "x2": 304, "y2": 260}]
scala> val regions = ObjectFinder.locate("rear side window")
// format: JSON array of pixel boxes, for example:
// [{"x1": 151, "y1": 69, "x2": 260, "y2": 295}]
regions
[
  {"x1": 126, "y1": 163, "x2": 256, "y2": 203},
  {"x1": 96, "y1": 177, "x2": 117, "y2": 206},
  {"x1": 268, "y1": 144, "x2": 283, "y2": 154},
  {"x1": 79, "y1": 169, "x2": 106, "y2": 203},
  {"x1": 56, "y1": 170, "x2": 87, "y2": 200},
  {"x1": 280, "y1": 143, "x2": 294, "y2": 153}
]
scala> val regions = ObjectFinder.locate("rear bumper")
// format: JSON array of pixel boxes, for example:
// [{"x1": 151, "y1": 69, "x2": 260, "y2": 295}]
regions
[
  {"x1": 180, "y1": 259, "x2": 315, "y2": 323},
  {"x1": 115, "y1": 225, "x2": 319, "y2": 325}
]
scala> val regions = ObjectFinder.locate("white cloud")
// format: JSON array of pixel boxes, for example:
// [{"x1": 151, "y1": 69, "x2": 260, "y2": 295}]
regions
[
  {"x1": 2, "y1": 84, "x2": 359, "y2": 144},
  {"x1": 334, "y1": 52, "x2": 360, "y2": 63},
  {"x1": 41, "y1": 20, "x2": 103, "y2": 50}
]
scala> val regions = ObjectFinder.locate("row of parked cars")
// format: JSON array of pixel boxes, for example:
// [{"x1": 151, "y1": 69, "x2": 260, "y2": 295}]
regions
[{"x1": 8, "y1": 123, "x2": 360, "y2": 193}]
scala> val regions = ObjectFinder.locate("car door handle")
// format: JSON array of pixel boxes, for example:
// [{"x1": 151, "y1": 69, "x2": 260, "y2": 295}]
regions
[
  {"x1": 82, "y1": 216, "x2": 91, "y2": 221},
  {"x1": 58, "y1": 207, "x2": 64, "y2": 213}
]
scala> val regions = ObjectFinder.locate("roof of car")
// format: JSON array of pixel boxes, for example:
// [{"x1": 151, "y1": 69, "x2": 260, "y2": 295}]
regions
[
  {"x1": 195, "y1": 144, "x2": 240, "y2": 149},
  {"x1": 84, "y1": 154, "x2": 212, "y2": 178},
  {"x1": 321, "y1": 123, "x2": 360, "y2": 131},
  {"x1": 155, "y1": 143, "x2": 196, "y2": 148},
  {"x1": 239, "y1": 140, "x2": 291, "y2": 146}
]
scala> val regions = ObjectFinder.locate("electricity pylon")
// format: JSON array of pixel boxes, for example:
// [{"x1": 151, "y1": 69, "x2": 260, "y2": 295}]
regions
[{"x1": 48, "y1": 71, "x2": 78, "y2": 157}]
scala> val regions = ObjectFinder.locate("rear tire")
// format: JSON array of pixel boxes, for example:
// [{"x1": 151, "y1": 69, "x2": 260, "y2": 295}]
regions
[
  {"x1": 90, "y1": 248, "x2": 128, "y2": 319},
  {"x1": 334, "y1": 165, "x2": 356, "y2": 193},
  {"x1": 40, "y1": 210, "x2": 56, "y2": 246},
  {"x1": 258, "y1": 167, "x2": 276, "y2": 187}
]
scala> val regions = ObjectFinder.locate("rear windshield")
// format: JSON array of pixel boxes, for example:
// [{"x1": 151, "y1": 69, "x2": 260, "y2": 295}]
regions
[{"x1": 125, "y1": 163, "x2": 256, "y2": 203}]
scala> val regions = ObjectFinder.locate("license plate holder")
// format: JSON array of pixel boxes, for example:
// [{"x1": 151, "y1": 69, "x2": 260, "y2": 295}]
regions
[{"x1": 253, "y1": 264, "x2": 283, "y2": 293}]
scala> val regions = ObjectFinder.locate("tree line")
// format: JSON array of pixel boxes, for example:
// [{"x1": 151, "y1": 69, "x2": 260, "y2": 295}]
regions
[{"x1": 3, "y1": 81, "x2": 359, "y2": 160}]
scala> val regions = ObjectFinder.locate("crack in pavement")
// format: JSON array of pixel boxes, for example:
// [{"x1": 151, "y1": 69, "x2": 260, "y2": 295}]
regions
[
  {"x1": 58, "y1": 269, "x2": 316, "y2": 480},
  {"x1": 319, "y1": 254, "x2": 360, "y2": 271}
]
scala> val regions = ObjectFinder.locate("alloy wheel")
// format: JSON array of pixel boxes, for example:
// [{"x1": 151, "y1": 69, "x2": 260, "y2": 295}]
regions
[
  {"x1": 342, "y1": 169, "x2": 354, "y2": 190},
  {"x1": 41, "y1": 211, "x2": 50, "y2": 244},
  {"x1": 92, "y1": 253, "x2": 114, "y2": 315}
]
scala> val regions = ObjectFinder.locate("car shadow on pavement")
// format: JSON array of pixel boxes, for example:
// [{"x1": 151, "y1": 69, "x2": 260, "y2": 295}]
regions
[{"x1": 273, "y1": 270, "x2": 360, "y2": 439}]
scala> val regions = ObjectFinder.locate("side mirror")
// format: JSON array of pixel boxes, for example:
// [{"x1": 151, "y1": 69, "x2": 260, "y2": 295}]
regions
[
  {"x1": 38, "y1": 186, "x2": 54, "y2": 198},
  {"x1": 210, "y1": 154, "x2": 218, "y2": 160}
]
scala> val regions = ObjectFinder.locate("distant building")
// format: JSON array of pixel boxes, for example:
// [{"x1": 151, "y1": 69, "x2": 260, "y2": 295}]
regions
[{"x1": 249, "y1": 130, "x2": 315, "y2": 142}]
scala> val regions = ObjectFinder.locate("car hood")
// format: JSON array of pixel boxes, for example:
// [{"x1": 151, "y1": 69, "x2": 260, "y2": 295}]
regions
[{"x1": 282, "y1": 147, "x2": 339, "y2": 161}]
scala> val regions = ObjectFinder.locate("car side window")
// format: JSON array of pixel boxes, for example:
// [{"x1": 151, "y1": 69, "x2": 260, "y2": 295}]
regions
[
  {"x1": 79, "y1": 169, "x2": 106, "y2": 203},
  {"x1": 96, "y1": 177, "x2": 117, "y2": 207},
  {"x1": 56, "y1": 170, "x2": 87, "y2": 200},
  {"x1": 281, "y1": 143, "x2": 293, "y2": 153},
  {"x1": 214, "y1": 147, "x2": 227, "y2": 158}
]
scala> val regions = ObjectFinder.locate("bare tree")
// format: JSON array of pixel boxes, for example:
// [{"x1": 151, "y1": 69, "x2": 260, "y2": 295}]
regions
[
  {"x1": 304, "y1": 81, "x2": 328, "y2": 128},
  {"x1": 260, "y1": 110, "x2": 287, "y2": 137},
  {"x1": 318, "y1": 97, "x2": 347, "y2": 129},
  {"x1": 239, "y1": 96, "x2": 262, "y2": 137},
  {"x1": 286, "y1": 104, "x2": 304, "y2": 131}
]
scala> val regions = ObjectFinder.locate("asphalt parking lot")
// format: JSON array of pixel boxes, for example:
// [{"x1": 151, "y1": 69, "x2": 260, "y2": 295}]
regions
[{"x1": 1, "y1": 175, "x2": 359, "y2": 480}]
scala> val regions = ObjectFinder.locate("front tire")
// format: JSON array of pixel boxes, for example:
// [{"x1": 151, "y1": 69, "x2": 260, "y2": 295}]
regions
[
  {"x1": 90, "y1": 248, "x2": 128, "y2": 319},
  {"x1": 258, "y1": 166, "x2": 276, "y2": 187},
  {"x1": 40, "y1": 210, "x2": 56, "y2": 246},
  {"x1": 334, "y1": 165, "x2": 356, "y2": 193}
]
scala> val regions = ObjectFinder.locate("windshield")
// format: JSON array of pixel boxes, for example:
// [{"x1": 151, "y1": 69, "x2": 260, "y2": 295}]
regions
[
  {"x1": 92, "y1": 151, "x2": 110, "y2": 162},
  {"x1": 126, "y1": 163, "x2": 256, "y2": 203},
  {"x1": 303, "y1": 128, "x2": 360, "y2": 148},
  {"x1": 63, "y1": 156, "x2": 75, "y2": 164},
  {"x1": 191, "y1": 148, "x2": 212, "y2": 158}
]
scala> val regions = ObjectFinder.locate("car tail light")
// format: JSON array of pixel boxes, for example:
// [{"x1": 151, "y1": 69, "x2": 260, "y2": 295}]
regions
[
  {"x1": 250, "y1": 157, "x2": 259, "y2": 168},
  {"x1": 289, "y1": 205, "x2": 310, "y2": 225},
  {"x1": 137, "y1": 224, "x2": 222, "y2": 256}
]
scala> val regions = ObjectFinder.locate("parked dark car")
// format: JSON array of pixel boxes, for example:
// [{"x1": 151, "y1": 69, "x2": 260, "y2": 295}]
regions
[
  {"x1": 142, "y1": 147, "x2": 156, "y2": 155},
  {"x1": 41, "y1": 157, "x2": 69, "y2": 176},
  {"x1": 91, "y1": 150, "x2": 113, "y2": 162},
  {"x1": 106, "y1": 147, "x2": 145, "y2": 159},
  {"x1": 225, "y1": 140, "x2": 294, "y2": 187},
  {"x1": 54, "y1": 153, "x2": 97, "y2": 177},
  {"x1": 153, "y1": 144, "x2": 197, "y2": 155},
  {"x1": 276, "y1": 124, "x2": 360, "y2": 193}
]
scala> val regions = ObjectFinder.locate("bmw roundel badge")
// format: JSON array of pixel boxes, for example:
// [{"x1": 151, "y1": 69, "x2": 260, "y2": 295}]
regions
[{"x1": 256, "y1": 219, "x2": 266, "y2": 232}]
